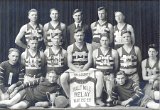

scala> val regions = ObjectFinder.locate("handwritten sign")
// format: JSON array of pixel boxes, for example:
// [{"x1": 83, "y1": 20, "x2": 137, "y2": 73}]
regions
[{"x1": 70, "y1": 71, "x2": 96, "y2": 108}]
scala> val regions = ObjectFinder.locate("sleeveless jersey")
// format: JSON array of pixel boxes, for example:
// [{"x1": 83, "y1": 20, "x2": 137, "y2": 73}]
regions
[
  {"x1": 113, "y1": 24, "x2": 127, "y2": 49},
  {"x1": 120, "y1": 46, "x2": 138, "y2": 75},
  {"x1": 95, "y1": 48, "x2": 114, "y2": 75},
  {"x1": 72, "y1": 43, "x2": 88, "y2": 66},
  {"x1": 25, "y1": 49, "x2": 42, "y2": 77},
  {"x1": 46, "y1": 47, "x2": 65, "y2": 75},
  {"x1": 46, "y1": 22, "x2": 62, "y2": 47},
  {"x1": 92, "y1": 21, "x2": 109, "y2": 43},
  {"x1": 146, "y1": 59, "x2": 159, "y2": 76}
]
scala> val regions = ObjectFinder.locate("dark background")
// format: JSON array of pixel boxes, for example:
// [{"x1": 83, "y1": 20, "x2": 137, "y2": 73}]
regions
[{"x1": 0, "y1": 0, "x2": 159, "y2": 62}]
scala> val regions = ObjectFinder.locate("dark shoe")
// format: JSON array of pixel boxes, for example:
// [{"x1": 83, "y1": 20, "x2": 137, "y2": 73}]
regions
[{"x1": 0, "y1": 104, "x2": 8, "y2": 108}]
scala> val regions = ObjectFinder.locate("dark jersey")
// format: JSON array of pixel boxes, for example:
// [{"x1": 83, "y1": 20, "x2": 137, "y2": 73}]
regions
[
  {"x1": 72, "y1": 43, "x2": 88, "y2": 66},
  {"x1": 146, "y1": 59, "x2": 159, "y2": 76}
]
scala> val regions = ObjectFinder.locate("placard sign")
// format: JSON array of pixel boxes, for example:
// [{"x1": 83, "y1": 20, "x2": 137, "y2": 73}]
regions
[{"x1": 70, "y1": 70, "x2": 96, "y2": 108}]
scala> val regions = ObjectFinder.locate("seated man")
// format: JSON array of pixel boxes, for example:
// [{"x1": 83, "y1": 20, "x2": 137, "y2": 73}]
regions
[
  {"x1": 140, "y1": 44, "x2": 159, "y2": 109},
  {"x1": 60, "y1": 28, "x2": 104, "y2": 106},
  {"x1": 112, "y1": 71, "x2": 143, "y2": 107},
  {"x1": 93, "y1": 34, "x2": 119, "y2": 105},
  {"x1": 0, "y1": 70, "x2": 68, "y2": 109},
  {"x1": 0, "y1": 48, "x2": 24, "y2": 99}
]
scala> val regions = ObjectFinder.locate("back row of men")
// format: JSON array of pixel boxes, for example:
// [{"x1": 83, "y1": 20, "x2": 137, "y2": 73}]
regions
[{"x1": 0, "y1": 7, "x2": 159, "y2": 109}]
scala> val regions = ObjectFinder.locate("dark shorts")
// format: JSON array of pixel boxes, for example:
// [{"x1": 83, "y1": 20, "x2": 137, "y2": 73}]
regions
[{"x1": 24, "y1": 88, "x2": 36, "y2": 106}]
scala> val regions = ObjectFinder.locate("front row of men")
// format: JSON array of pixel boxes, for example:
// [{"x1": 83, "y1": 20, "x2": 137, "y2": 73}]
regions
[{"x1": 0, "y1": 28, "x2": 159, "y2": 109}]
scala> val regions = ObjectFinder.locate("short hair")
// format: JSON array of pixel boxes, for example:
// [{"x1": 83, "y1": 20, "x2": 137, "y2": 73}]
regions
[
  {"x1": 28, "y1": 9, "x2": 38, "y2": 15},
  {"x1": 74, "y1": 28, "x2": 84, "y2": 34},
  {"x1": 121, "y1": 30, "x2": 131, "y2": 36},
  {"x1": 8, "y1": 48, "x2": 20, "y2": 55},
  {"x1": 116, "y1": 71, "x2": 126, "y2": 77},
  {"x1": 50, "y1": 8, "x2": 59, "y2": 14},
  {"x1": 98, "y1": 7, "x2": 106, "y2": 11},
  {"x1": 27, "y1": 36, "x2": 38, "y2": 43},
  {"x1": 100, "y1": 33, "x2": 110, "y2": 40},
  {"x1": 148, "y1": 44, "x2": 158, "y2": 51},
  {"x1": 47, "y1": 70, "x2": 57, "y2": 76},
  {"x1": 51, "y1": 33, "x2": 62, "y2": 39},
  {"x1": 73, "y1": 9, "x2": 83, "y2": 15},
  {"x1": 114, "y1": 11, "x2": 124, "y2": 16}
]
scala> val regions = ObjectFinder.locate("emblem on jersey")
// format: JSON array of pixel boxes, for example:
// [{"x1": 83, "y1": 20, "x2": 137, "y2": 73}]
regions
[
  {"x1": 73, "y1": 51, "x2": 88, "y2": 62},
  {"x1": 122, "y1": 55, "x2": 135, "y2": 67},
  {"x1": 99, "y1": 55, "x2": 111, "y2": 66},
  {"x1": 27, "y1": 57, "x2": 40, "y2": 68},
  {"x1": 26, "y1": 28, "x2": 43, "y2": 41},
  {"x1": 50, "y1": 54, "x2": 62, "y2": 66},
  {"x1": 146, "y1": 68, "x2": 158, "y2": 76}
]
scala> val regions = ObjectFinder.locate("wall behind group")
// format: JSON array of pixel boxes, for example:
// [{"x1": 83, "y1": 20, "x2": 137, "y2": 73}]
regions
[{"x1": 0, "y1": 0, "x2": 159, "y2": 62}]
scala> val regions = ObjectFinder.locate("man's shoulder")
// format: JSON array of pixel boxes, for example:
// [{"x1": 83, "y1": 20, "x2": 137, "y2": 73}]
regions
[{"x1": 0, "y1": 61, "x2": 9, "y2": 67}]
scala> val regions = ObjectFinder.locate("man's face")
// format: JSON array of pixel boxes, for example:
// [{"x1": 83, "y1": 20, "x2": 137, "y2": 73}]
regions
[
  {"x1": 51, "y1": 35, "x2": 61, "y2": 46},
  {"x1": 98, "y1": 9, "x2": 106, "y2": 20},
  {"x1": 116, "y1": 74, "x2": 126, "y2": 85},
  {"x1": 74, "y1": 31, "x2": 84, "y2": 43},
  {"x1": 100, "y1": 36, "x2": 110, "y2": 48},
  {"x1": 46, "y1": 72, "x2": 58, "y2": 83},
  {"x1": 50, "y1": 9, "x2": 59, "y2": 21},
  {"x1": 73, "y1": 12, "x2": 82, "y2": 23},
  {"x1": 28, "y1": 40, "x2": 38, "y2": 50},
  {"x1": 148, "y1": 48, "x2": 158, "y2": 58},
  {"x1": 122, "y1": 33, "x2": 132, "y2": 44},
  {"x1": 115, "y1": 12, "x2": 124, "y2": 23},
  {"x1": 28, "y1": 11, "x2": 38, "y2": 22},
  {"x1": 8, "y1": 51, "x2": 19, "y2": 65}
]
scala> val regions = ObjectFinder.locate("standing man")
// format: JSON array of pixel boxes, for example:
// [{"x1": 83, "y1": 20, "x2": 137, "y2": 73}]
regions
[
  {"x1": 21, "y1": 36, "x2": 45, "y2": 83},
  {"x1": 93, "y1": 34, "x2": 119, "y2": 105},
  {"x1": 0, "y1": 48, "x2": 24, "y2": 95},
  {"x1": 15, "y1": 9, "x2": 44, "y2": 50},
  {"x1": 114, "y1": 11, "x2": 135, "y2": 49},
  {"x1": 117, "y1": 31, "x2": 142, "y2": 84},
  {"x1": 67, "y1": 9, "x2": 92, "y2": 46},
  {"x1": 60, "y1": 28, "x2": 104, "y2": 106},
  {"x1": 43, "y1": 8, "x2": 67, "y2": 49},
  {"x1": 91, "y1": 7, "x2": 113, "y2": 50}
]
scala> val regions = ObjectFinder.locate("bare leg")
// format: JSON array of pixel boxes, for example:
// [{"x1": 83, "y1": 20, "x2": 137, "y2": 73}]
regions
[
  {"x1": 9, "y1": 100, "x2": 29, "y2": 109},
  {"x1": 146, "y1": 101, "x2": 160, "y2": 109},
  {"x1": 60, "y1": 72, "x2": 70, "y2": 98},
  {"x1": 154, "y1": 91, "x2": 160, "y2": 100},
  {"x1": 0, "y1": 89, "x2": 26, "y2": 106}
]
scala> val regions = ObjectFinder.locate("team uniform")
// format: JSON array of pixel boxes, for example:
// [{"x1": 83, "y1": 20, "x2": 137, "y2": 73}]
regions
[
  {"x1": 112, "y1": 79, "x2": 143, "y2": 106},
  {"x1": 23, "y1": 49, "x2": 44, "y2": 83},
  {"x1": 45, "y1": 22, "x2": 65, "y2": 47},
  {"x1": 91, "y1": 21, "x2": 110, "y2": 49},
  {"x1": 46, "y1": 47, "x2": 67, "y2": 75},
  {"x1": 113, "y1": 24, "x2": 128, "y2": 49},
  {"x1": 119, "y1": 46, "x2": 139, "y2": 83},
  {"x1": 24, "y1": 23, "x2": 44, "y2": 50}
]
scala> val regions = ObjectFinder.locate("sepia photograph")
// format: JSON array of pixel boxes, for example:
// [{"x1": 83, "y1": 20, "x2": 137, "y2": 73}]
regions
[{"x1": 0, "y1": 0, "x2": 159, "y2": 109}]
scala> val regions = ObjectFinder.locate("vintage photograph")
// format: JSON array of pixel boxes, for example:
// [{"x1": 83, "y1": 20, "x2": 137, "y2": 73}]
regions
[{"x1": 0, "y1": 0, "x2": 159, "y2": 109}]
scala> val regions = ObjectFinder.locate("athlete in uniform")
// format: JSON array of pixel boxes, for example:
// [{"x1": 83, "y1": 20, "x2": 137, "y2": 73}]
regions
[
  {"x1": 44, "y1": 34, "x2": 67, "y2": 76},
  {"x1": 0, "y1": 71, "x2": 68, "y2": 109},
  {"x1": 15, "y1": 9, "x2": 44, "y2": 50},
  {"x1": 21, "y1": 36, "x2": 45, "y2": 83},
  {"x1": 43, "y1": 8, "x2": 67, "y2": 49},
  {"x1": 93, "y1": 34, "x2": 119, "y2": 105},
  {"x1": 0, "y1": 48, "x2": 24, "y2": 100},
  {"x1": 60, "y1": 28, "x2": 104, "y2": 106},
  {"x1": 91, "y1": 7, "x2": 113, "y2": 50},
  {"x1": 117, "y1": 31, "x2": 142, "y2": 84},
  {"x1": 114, "y1": 11, "x2": 135, "y2": 49},
  {"x1": 140, "y1": 44, "x2": 160, "y2": 109}
]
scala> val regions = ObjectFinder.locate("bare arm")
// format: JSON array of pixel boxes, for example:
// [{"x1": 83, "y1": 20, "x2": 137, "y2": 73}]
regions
[
  {"x1": 15, "y1": 25, "x2": 27, "y2": 49},
  {"x1": 43, "y1": 23, "x2": 49, "y2": 47},
  {"x1": 112, "y1": 49, "x2": 119, "y2": 73},
  {"x1": 127, "y1": 25, "x2": 135, "y2": 45},
  {"x1": 108, "y1": 23, "x2": 114, "y2": 44},
  {"x1": 141, "y1": 59, "x2": 150, "y2": 81},
  {"x1": 92, "y1": 49, "x2": 98, "y2": 68}
]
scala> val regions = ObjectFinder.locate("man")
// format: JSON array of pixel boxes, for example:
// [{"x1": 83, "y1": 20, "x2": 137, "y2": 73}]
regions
[
  {"x1": 43, "y1": 8, "x2": 67, "y2": 49},
  {"x1": 114, "y1": 11, "x2": 135, "y2": 49},
  {"x1": 117, "y1": 31, "x2": 142, "y2": 84},
  {"x1": 112, "y1": 71, "x2": 143, "y2": 107},
  {"x1": 140, "y1": 44, "x2": 160, "y2": 109},
  {"x1": 93, "y1": 34, "x2": 119, "y2": 105},
  {"x1": 91, "y1": 7, "x2": 113, "y2": 50},
  {"x1": 0, "y1": 48, "x2": 24, "y2": 95},
  {"x1": 67, "y1": 9, "x2": 92, "y2": 45},
  {"x1": 44, "y1": 33, "x2": 67, "y2": 76},
  {"x1": 0, "y1": 70, "x2": 68, "y2": 109},
  {"x1": 60, "y1": 28, "x2": 104, "y2": 106},
  {"x1": 21, "y1": 36, "x2": 45, "y2": 83},
  {"x1": 15, "y1": 9, "x2": 44, "y2": 50}
]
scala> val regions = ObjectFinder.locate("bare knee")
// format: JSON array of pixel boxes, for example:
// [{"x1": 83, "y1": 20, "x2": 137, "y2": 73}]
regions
[
  {"x1": 60, "y1": 72, "x2": 69, "y2": 85},
  {"x1": 95, "y1": 71, "x2": 103, "y2": 79}
]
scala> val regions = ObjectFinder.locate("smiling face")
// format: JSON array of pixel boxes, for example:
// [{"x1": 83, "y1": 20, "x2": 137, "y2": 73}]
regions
[
  {"x1": 8, "y1": 51, "x2": 19, "y2": 65},
  {"x1": 50, "y1": 9, "x2": 59, "y2": 21}
]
